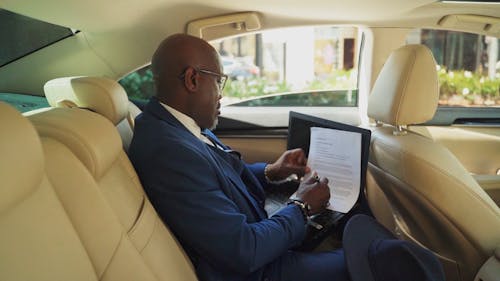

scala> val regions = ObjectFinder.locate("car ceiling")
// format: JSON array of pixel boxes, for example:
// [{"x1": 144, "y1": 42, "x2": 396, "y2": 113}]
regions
[
  {"x1": 0, "y1": 0, "x2": 499, "y2": 95},
  {"x1": 3, "y1": 0, "x2": 499, "y2": 31}
]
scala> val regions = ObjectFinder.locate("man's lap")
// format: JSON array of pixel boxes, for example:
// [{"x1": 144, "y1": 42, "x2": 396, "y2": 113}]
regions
[{"x1": 263, "y1": 249, "x2": 350, "y2": 281}]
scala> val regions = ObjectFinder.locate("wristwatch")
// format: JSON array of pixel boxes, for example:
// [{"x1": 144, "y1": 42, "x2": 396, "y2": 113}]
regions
[{"x1": 287, "y1": 199, "x2": 311, "y2": 221}]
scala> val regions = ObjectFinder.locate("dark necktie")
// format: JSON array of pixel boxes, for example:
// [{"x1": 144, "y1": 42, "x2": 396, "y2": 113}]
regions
[{"x1": 201, "y1": 131, "x2": 242, "y2": 160}]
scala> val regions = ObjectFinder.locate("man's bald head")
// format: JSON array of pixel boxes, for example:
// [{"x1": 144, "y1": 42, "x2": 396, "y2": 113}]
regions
[
  {"x1": 150, "y1": 33, "x2": 223, "y2": 130},
  {"x1": 151, "y1": 33, "x2": 219, "y2": 99}
]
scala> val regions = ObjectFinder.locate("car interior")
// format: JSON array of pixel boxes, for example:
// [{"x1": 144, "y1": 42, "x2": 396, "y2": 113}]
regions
[{"x1": 0, "y1": 0, "x2": 499, "y2": 281}]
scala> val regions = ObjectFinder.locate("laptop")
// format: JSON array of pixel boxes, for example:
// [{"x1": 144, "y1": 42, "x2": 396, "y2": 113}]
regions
[
  {"x1": 265, "y1": 111, "x2": 371, "y2": 249},
  {"x1": 287, "y1": 111, "x2": 371, "y2": 204}
]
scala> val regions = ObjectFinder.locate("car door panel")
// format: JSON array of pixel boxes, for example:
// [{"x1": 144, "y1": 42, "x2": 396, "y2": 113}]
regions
[
  {"x1": 218, "y1": 136, "x2": 287, "y2": 164},
  {"x1": 216, "y1": 107, "x2": 361, "y2": 163}
]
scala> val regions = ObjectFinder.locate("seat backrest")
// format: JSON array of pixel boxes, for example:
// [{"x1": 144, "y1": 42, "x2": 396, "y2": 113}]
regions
[
  {"x1": 27, "y1": 106, "x2": 197, "y2": 281},
  {"x1": 0, "y1": 102, "x2": 98, "y2": 280},
  {"x1": 44, "y1": 76, "x2": 141, "y2": 151},
  {"x1": 1, "y1": 102, "x2": 161, "y2": 281},
  {"x1": 366, "y1": 44, "x2": 500, "y2": 281}
]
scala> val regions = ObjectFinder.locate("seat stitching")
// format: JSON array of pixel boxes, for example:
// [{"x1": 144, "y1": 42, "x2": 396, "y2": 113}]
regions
[
  {"x1": 141, "y1": 212, "x2": 159, "y2": 253},
  {"x1": 98, "y1": 233, "x2": 125, "y2": 280},
  {"x1": 128, "y1": 197, "x2": 146, "y2": 235},
  {"x1": 34, "y1": 123, "x2": 99, "y2": 176}
]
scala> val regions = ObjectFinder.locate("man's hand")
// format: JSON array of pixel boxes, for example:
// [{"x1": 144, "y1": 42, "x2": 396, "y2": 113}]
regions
[
  {"x1": 266, "y1": 148, "x2": 311, "y2": 181},
  {"x1": 294, "y1": 173, "x2": 330, "y2": 215}
]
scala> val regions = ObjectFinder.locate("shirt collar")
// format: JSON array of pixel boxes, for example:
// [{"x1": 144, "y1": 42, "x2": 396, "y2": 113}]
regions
[{"x1": 159, "y1": 102, "x2": 213, "y2": 146}]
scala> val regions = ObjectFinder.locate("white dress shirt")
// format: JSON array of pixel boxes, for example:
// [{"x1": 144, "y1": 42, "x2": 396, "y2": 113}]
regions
[{"x1": 160, "y1": 102, "x2": 215, "y2": 147}]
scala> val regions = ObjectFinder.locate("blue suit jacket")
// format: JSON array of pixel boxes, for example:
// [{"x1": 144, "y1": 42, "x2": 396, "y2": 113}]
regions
[{"x1": 129, "y1": 98, "x2": 306, "y2": 281}]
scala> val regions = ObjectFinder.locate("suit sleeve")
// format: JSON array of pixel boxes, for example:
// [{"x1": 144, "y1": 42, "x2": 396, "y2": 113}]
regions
[
  {"x1": 145, "y1": 142, "x2": 306, "y2": 275},
  {"x1": 246, "y1": 162, "x2": 270, "y2": 188}
]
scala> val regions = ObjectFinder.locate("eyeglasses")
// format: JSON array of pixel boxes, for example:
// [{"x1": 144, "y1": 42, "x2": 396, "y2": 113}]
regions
[
  {"x1": 198, "y1": 69, "x2": 228, "y2": 91},
  {"x1": 179, "y1": 67, "x2": 228, "y2": 91}
]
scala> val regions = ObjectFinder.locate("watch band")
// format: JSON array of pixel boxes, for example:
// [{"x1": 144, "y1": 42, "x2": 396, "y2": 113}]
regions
[{"x1": 287, "y1": 199, "x2": 310, "y2": 221}]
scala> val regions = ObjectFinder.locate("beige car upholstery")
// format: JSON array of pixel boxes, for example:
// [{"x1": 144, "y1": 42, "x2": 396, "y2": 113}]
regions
[
  {"x1": 0, "y1": 102, "x2": 160, "y2": 280},
  {"x1": 409, "y1": 125, "x2": 500, "y2": 206},
  {"x1": 366, "y1": 45, "x2": 500, "y2": 281},
  {"x1": 473, "y1": 175, "x2": 500, "y2": 207},
  {"x1": 28, "y1": 107, "x2": 197, "y2": 281},
  {"x1": 409, "y1": 126, "x2": 500, "y2": 175},
  {"x1": 44, "y1": 76, "x2": 139, "y2": 151},
  {"x1": 0, "y1": 102, "x2": 97, "y2": 280}
]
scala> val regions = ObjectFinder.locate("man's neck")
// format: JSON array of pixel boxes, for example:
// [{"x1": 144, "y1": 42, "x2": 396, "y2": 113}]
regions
[{"x1": 159, "y1": 101, "x2": 214, "y2": 147}]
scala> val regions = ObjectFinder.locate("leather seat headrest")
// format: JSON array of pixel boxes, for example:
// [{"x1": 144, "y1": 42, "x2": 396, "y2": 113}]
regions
[
  {"x1": 28, "y1": 107, "x2": 122, "y2": 180},
  {"x1": 368, "y1": 44, "x2": 439, "y2": 126},
  {"x1": 44, "y1": 76, "x2": 129, "y2": 125},
  {"x1": 0, "y1": 102, "x2": 44, "y2": 213}
]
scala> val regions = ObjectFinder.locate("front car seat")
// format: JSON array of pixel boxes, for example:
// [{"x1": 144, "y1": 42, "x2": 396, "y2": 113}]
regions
[{"x1": 365, "y1": 44, "x2": 500, "y2": 281}]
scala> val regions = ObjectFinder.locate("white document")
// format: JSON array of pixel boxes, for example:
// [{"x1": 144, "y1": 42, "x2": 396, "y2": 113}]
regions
[{"x1": 307, "y1": 127, "x2": 362, "y2": 213}]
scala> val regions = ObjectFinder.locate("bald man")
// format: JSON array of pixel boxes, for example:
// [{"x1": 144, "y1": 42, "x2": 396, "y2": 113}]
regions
[{"x1": 129, "y1": 34, "x2": 350, "y2": 281}]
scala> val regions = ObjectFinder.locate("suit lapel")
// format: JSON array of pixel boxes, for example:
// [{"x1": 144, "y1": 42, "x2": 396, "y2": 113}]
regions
[
  {"x1": 204, "y1": 145, "x2": 267, "y2": 219},
  {"x1": 145, "y1": 98, "x2": 267, "y2": 219},
  {"x1": 203, "y1": 129, "x2": 266, "y2": 204}
]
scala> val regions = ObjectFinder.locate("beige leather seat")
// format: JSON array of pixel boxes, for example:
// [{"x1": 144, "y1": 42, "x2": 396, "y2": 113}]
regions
[
  {"x1": 0, "y1": 101, "x2": 159, "y2": 280},
  {"x1": 27, "y1": 106, "x2": 197, "y2": 281},
  {"x1": 0, "y1": 102, "x2": 96, "y2": 280},
  {"x1": 44, "y1": 76, "x2": 142, "y2": 151},
  {"x1": 365, "y1": 44, "x2": 500, "y2": 281}
]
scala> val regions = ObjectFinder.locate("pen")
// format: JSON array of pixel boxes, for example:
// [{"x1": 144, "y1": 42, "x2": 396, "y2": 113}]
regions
[{"x1": 307, "y1": 219, "x2": 323, "y2": 230}]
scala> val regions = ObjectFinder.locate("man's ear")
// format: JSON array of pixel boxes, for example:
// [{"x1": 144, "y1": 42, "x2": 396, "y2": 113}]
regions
[{"x1": 183, "y1": 67, "x2": 198, "y2": 92}]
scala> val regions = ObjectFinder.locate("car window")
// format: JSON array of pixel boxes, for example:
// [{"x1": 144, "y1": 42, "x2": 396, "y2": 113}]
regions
[
  {"x1": 231, "y1": 90, "x2": 356, "y2": 107},
  {"x1": 210, "y1": 27, "x2": 359, "y2": 107},
  {"x1": 119, "y1": 67, "x2": 154, "y2": 105},
  {"x1": 407, "y1": 29, "x2": 499, "y2": 109},
  {"x1": 0, "y1": 93, "x2": 49, "y2": 112},
  {"x1": 0, "y1": 9, "x2": 75, "y2": 67},
  {"x1": 119, "y1": 26, "x2": 361, "y2": 127},
  {"x1": 120, "y1": 26, "x2": 359, "y2": 108}
]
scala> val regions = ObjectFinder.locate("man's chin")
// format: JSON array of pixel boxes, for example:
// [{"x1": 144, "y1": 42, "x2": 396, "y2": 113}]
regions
[{"x1": 209, "y1": 117, "x2": 218, "y2": 130}]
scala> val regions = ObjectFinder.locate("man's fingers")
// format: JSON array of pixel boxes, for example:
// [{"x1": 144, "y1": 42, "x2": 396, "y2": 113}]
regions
[
  {"x1": 304, "y1": 166, "x2": 311, "y2": 174},
  {"x1": 287, "y1": 149, "x2": 307, "y2": 163},
  {"x1": 319, "y1": 177, "x2": 329, "y2": 185},
  {"x1": 297, "y1": 154, "x2": 307, "y2": 166},
  {"x1": 289, "y1": 148, "x2": 304, "y2": 154},
  {"x1": 288, "y1": 165, "x2": 308, "y2": 177},
  {"x1": 287, "y1": 151, "x2": 306, "y2": 164},
  {"x1": 303, "y1": 173, "x2": 329, "y2": 185},
  {"x1": 303, "y1": 172, "x2": 318, "y2": 184}
]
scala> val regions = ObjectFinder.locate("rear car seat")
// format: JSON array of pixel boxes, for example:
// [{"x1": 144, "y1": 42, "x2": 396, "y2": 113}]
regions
[
  {"x1": 0, "y1": 102, "x2": 159, "y2": 281},
  {"x1": 44, "y1": 76, "x2": 142, "y2": 151},
  {"x1": 27, "y1": 106, "x2": 197, "y2": 281}
]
